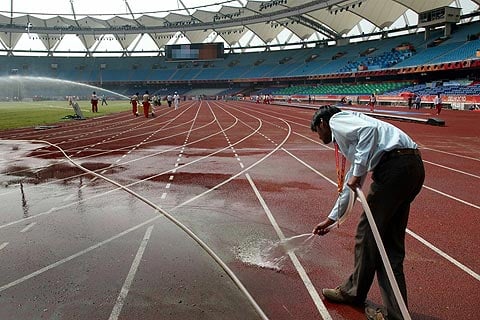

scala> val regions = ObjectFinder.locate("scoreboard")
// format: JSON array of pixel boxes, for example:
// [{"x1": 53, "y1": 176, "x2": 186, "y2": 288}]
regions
[
  {"x1": 418, "y1": 6, "x2": 461, "y2": 28},
  {"x1": 165, "y1": 43, "x2": 224, "y2": 61}
]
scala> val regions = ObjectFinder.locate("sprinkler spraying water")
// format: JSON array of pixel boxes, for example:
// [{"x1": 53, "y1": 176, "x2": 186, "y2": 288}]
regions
[{"x1": 0, "y1": 75, "x2": 129, "y2": 101}]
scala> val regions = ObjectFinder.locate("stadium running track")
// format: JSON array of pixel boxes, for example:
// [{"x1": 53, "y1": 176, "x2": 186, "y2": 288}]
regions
[{"x1": 0, "y1": 100, "x2": 478, "y2": 320}]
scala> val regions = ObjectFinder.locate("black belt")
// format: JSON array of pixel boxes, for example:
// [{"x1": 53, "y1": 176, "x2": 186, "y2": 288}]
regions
[{"x1": 381, "y1": 148, "x2": 420, "y2": 163}]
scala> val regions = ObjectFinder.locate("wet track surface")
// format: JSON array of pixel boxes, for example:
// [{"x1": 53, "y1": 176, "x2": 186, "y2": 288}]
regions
[{"x1": 0, "y1": 101, "x2": 479, "y2": 319}]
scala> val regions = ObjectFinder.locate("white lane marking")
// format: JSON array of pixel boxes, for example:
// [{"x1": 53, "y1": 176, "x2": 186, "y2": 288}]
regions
[
  {"x1": 0, "y1": 216, "x2": 160, "y2": 293},
  {"x1": 283, "y1": 148, "x2": 480, "y2": 279},
  {"x1": 422, "y1": 185, "x2": 480, "y2": 210},
  {"x1": 0, "y1": 242, "x2": 8, "y2": 251},
  {"x1": 245, "y1": 173, "x2": 332, "y2": 320},
  {"x1": 161, "y1": 193, "x2": 167, "y2": 199},
  {"x1": 406, "y1": 229, "x2": 480, "y2": 281},
  {"x1": 165, "y1": 183, "x2": 171, "y2": 189},
  {"x1": 422, "y1": 160, "x2": 480, "y2": 179},
  {"x1": 421, "y1": 147, "x2": 480, "y2": 162},
  {"x1": 108, "y1": 225, "x2": 154, "y2": 320},
  {"x1": 20, "y1": 222, "x2": 37, "y2": 233}
]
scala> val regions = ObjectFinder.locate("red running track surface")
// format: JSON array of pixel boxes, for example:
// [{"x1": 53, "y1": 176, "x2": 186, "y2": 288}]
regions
[{"x1": 0, "y1": 100, "x2": 478, "y2": 320}]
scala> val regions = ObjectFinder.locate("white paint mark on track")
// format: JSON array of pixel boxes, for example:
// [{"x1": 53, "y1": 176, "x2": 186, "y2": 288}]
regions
[
  {"x1": 20, "y1": 222, "x2": 37, "y2": 233},
  {"x1": 108, "y1": 225, "x2": 154, "y2": 320},
  {"x1": 245, "y1": 173, "x2": 332, "y2": 320},
  {"x1": 0, "y1": 242, "x2": 8, "y2": 251},
  {"x1": 406, "y1": 229, "x2": 480, "y2": 281}
]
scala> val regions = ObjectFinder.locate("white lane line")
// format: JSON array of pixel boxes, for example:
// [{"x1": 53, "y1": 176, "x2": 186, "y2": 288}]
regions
[
  {"x1": 20, "y1": 222, "x2": 37, "y2": 233},
  {"x1": 165, "y1": 183, "x2": 171, "y2": 189},
  {"x1": 422, "y1": 160, "x2": 480, "y2": 179},
  {"x1": 283, "y1": 148, "x2": 480, "y2": 279},
  {"x1": 161, "y1": 193, "x2": 167, "y2": 199},
  {"x1": 0, "y1": 242, "x2": 8, "y2": 251},
  {"x1": 245, "y1": 173, "x2": 332, "y2": 320},
  {"x1": 0, "y1": 216, "x2": 160, "y2": 293},
  {"x1": 422, "y1": 185, "x2": 480, "y2": 210},
  {"x1": 108, "y1": 225, "x2": 154, "y2": 320},
  {"x1": 406, "y1": 229, "x2": 480, "y2": 281},
  {"x1": 421, "y1": 147, "x2": 480, "y2": 162}
]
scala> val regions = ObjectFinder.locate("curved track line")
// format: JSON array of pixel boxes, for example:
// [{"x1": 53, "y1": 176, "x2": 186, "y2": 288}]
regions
[
  {"x1": 0, "y1": 114, "x2": 256, "y2": 230},
  {"x1": 0, "y1": 139, "x2": 269, "y2": 320},
  {"x1": 209, "y1": 101, "x2": 332, "y2": 318},
  {"x1": 0, "y1": 105, "x2": 225, "y2": 196}
]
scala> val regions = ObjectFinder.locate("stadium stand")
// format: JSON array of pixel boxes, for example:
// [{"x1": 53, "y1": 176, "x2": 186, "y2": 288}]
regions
[{"x1": 0, "y1": 16, "x2": 479, "y2": 110}]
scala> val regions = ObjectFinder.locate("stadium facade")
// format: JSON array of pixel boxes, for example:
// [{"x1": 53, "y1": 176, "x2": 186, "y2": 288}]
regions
[{"x1": 0, "y1": 0, "x2": 479, "y2": 109}]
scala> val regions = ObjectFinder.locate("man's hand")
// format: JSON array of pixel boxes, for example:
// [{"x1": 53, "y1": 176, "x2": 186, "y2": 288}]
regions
[
  {"x1": 347, "y1": 175, "x2": 361, "y2": 191},
  {"x1": 313, "y1": 218, "x2": 336, "y2": 236}
]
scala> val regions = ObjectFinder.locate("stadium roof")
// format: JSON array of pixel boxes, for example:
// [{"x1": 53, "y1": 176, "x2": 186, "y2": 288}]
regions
[{"x1": 0, "y1": 0, "x2": 478, "y2": 55}]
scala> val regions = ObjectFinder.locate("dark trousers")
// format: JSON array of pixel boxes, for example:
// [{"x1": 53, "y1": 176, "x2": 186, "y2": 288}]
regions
[{"x1": 341, "y1": 152, "x2": 424, "y2": 319}]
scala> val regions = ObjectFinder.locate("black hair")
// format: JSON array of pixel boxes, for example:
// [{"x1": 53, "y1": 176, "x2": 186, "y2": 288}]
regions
[{"x1": 310, "y1": 105, "x2": 342, "y2": 132}]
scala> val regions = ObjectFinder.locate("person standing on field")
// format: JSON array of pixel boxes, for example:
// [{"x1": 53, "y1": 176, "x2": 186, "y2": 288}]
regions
[
  {"x1": 91, "y1": 91, "x2": 99, "y2": 113},
  {"x1": 101, "y1": 94, "x2": 108, "y2": 106}
]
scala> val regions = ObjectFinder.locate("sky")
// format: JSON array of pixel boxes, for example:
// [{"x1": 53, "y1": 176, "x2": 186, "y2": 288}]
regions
[{"x1": 0, "y1": 0, "x2": 478, "y2": 55}]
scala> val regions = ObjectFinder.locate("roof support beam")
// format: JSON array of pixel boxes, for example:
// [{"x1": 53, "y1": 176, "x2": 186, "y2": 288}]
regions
[{"x1": 289, "y1": 15, "x2": 338, "y2": 39}]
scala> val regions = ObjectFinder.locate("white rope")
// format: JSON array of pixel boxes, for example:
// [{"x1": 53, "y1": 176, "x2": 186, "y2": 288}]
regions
[{"x1": 356, "y1": 187, "x2": 411, "y2": 320}]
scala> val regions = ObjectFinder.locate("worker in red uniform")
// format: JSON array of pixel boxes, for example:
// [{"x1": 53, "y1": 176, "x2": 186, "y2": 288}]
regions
[
  {"x1": 130, "y1": 92, "x2": 139, "y2": 117},
  {"x1": 91, "y1": 91, "x2": 99, "y2": 113},
  {"x1": 142, "y1": 91, "x2": 151, "y2": 118}
]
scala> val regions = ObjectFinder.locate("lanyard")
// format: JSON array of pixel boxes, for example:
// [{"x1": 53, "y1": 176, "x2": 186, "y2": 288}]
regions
[{"x1": 334, "y1": 142, "x2": 346, "y2": 194}]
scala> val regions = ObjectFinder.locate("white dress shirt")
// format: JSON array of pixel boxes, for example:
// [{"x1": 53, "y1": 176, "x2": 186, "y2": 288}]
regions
[{"x1": 327, "y1": 111, "x2": 418, "y2": 221}]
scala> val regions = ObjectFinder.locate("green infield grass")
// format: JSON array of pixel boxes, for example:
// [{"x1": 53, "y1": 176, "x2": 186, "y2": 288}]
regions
[{"x1": 0, "y1": 100, "x2": 130, "y2": 131}]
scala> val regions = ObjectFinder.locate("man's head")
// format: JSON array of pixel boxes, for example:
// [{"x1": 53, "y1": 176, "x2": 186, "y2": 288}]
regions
[{"x1": 311, "y1": 105, "x2": 341, "y2": 144}]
